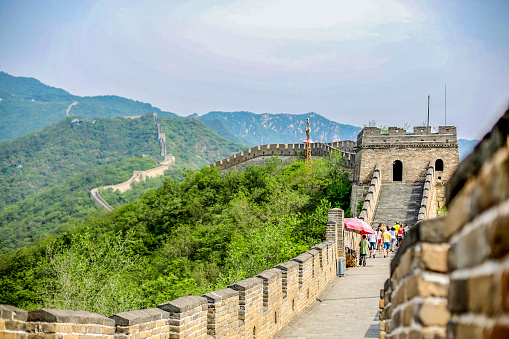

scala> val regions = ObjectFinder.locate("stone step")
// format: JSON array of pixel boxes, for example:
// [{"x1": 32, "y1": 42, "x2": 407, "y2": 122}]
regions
[{"x1": 371, "y1": 182, "x2": 424, "y2": 228}]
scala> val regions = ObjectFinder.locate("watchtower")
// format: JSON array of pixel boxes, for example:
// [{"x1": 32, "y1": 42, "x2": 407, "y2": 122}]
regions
[{"x1": 353, "y1": 125, "x2": 460, "y2": 184}]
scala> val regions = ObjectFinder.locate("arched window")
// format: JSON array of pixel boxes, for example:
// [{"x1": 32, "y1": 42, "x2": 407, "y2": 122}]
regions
[
  {"x1": 393, "y1": 160, "x2": 403, "y2": 181},
  {"x1": 435, "y1": 159, "x2": 444, "y2": 171}
]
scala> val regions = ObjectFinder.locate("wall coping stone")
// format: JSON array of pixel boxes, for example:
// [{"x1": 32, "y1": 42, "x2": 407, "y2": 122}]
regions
[
  {"x1": 28, "y1": 309, "x2": 115, "y2": 326},
  {"x1": 229, "y1": 277, "x2": 263, "y2": 291},
  {"x1": 203, "y1": 288, "x2": 239, "y2": 303},
  {"x1": 275, "y1": 260, "x2": 300, "y2": 271},
  {"x1": 292, "y1": 252, "x2": 313, "y2": 264},
  {"x1": 390, "y1": 216, "x2": 446, "y2": 274},
  {"x1": 307, "y1": 249, "x2": 319, "y2": 257},
  {"x1": 157, "y1": 296, "x2": 207, "y2": 313},
  {"x1": 446, "y1": 109, "x2": 508, "y2": 205},
  {"x1": 0, "y1": 304, "x2": 28, "y2": 321},
  {"x1": 256, "y1": 268, "x2": 283, "y2": 283},
  {"x1": 110, "y1": 308, "x2": 169, "y2": 326},
  {"x1": 311, "y1": 243, "x2": 327, "y2": 251}
]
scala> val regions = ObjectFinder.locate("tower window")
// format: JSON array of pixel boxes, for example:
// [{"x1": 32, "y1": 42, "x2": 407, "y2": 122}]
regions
[
  {"x1": 435, "y1": 159, "x2": 444, "y2": 171},
  {"x1": 393, "y1": 160, "x2": 403, "y2": 181}
]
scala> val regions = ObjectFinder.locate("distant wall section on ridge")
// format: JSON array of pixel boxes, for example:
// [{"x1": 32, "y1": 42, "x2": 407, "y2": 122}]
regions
[{"x1": 212, "y1": 141, "x2": 356, "y2": 171}]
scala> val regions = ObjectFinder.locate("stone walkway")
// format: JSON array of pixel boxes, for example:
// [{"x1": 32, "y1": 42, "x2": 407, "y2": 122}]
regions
[{"x1": 276, "y1": 251, "x2": 392, "y2": 339}]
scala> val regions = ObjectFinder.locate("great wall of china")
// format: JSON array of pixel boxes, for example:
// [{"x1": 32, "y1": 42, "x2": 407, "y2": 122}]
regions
[
  {"x1": 90, "y1": 113, "x2": 175, "y2": 211},
  {"x1": 3, "y1": 111, "x2": 508, "y2": 338}
]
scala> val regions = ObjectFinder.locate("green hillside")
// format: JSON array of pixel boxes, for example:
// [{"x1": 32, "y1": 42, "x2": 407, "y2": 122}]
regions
[
  {"x1": 0, "y1": 157, "x2": 158, "y2": 255},
  {"x1": 0, "y1": 72, "x2": 177, "y2": 141},
  {"x1": 0, "y1": 153, "x2": 351, "y2": 315},
  {"x1": 200, "y1": 111, "x2": 362, "y2": 144},
  {"x1": 0, "y1": 114, "x2": 246, "y2": 254}
]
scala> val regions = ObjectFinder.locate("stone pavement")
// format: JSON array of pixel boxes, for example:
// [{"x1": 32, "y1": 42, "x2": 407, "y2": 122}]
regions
[{"x1": 276, "y1": 251, "x2": 393, "y2": 339}]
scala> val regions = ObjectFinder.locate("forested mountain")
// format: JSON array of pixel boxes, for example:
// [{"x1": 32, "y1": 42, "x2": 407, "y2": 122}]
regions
[
  {"x1": 200, "y1": 111, "x2": 362, "y2": 145},
  {"x1": 0, "y1": 72, "x2": 177, "y2": 141},
  {"x1": 0, "y1": 114, "x2": 246, "y2": 254}
]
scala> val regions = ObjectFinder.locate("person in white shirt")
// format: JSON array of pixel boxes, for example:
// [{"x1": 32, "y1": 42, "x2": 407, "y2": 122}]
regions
[{"x1": 368, "y1": 232, "x2": 377, "y2": 258}]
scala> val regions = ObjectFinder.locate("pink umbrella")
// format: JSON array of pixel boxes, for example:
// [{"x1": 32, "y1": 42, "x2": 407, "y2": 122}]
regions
[{"x1": 344, "y1": 218, "x2": 374, "y2": 234}]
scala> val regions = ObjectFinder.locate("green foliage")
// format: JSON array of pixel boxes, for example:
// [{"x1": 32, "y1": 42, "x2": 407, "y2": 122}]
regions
[
  {"x1": 37, "y1": 230, "x2": 143, "y2": 315},
  {"x1": 0, "y1": 115, "x2": 245, "y2": 254},
  {"x1": 0, "y1": 157, "x2": 157, "y2": 255},
  {"x1": 0, "y1": 156, "x2": 352, "y2": 315}
]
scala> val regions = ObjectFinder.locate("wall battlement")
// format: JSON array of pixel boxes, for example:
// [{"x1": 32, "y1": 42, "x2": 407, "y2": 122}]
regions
[
  {"x1": 212, "y1": 141, "x2": 356, "y2": 171},
  {"x1": 357, "y1": 125, "x2": 458, "y2": 148},
  {"x1": 0, "y1": 209, "x2": 346, "y2": 339}
]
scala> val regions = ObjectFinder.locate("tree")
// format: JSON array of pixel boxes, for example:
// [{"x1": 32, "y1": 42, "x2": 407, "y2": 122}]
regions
[{"x1": 37, "y1": 231, "x2": 142, "y2": 316}]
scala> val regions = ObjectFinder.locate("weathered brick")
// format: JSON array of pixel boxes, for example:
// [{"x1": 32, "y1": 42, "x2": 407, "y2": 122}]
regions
[
  {"x1": 454, "y1": 322, "x2": 484, "y2": 339},
  {"x1": 448, "y1": 278, "x2": 468, "y2": 313},
  {"x1": 487, "y1": 206, "x2": 509, "y2": 259},
  {"x1": 468, "y1": 274, "x2": 501, "y2": 315},
  {"x1": 418, "y1": 243, "x2": 450, "y2": 273},
  {"x1": 4, "y1": 320, "x2": 26, "y2": 332},
  {"x1": 86, "y1": 326, "x2": 102, "y2": 335},
  {"x1": 403, "y1": 304, "x2": 413, "y2": 327},
  {"x1": 416, "y1": 300, "x2": 449, "y2": 326},
  {"x1": 2, "y1": 333, "x2": 28, "y2": 339},
  {"x1": 486, "y1": 323, "x2": 509, "y2": 339},
  {"x1": 449, "y1": 223, "x2": 489, "y2": 270}
]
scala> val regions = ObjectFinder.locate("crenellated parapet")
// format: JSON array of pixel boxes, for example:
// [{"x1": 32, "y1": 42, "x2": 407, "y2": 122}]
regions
[
  {"x1": 212, "y1": 142, "x2": 357, "y2": 171},
  {"x1": 354, "y1": 125, "x2": 459, "y2": 184}
]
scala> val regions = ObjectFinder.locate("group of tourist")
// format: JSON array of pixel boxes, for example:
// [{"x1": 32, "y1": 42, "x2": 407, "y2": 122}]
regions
[{"x1": 359, "y1": 221, "x2": 410, "y2": 265}]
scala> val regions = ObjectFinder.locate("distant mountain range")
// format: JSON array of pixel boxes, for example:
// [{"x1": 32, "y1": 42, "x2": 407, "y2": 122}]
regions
[
  {"x1": 200, "y1": 111, "x2": 361, "y2": 145},
  {"x1": 0, "y1": 71, "x2": 478, "y2": 160}
]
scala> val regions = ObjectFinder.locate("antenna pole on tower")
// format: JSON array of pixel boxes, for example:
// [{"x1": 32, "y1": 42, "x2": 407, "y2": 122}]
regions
[{"x1": 427, "y1": 95, "x2": 430, "y2": 127}]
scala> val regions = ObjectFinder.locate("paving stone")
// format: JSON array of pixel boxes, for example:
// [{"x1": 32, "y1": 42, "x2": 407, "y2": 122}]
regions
[{"x1": 276, "y1": 253, "x2": 392, "y2": 338}]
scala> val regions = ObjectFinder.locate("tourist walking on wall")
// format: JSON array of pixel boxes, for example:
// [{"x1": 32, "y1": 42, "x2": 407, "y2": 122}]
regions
[
  {"x1": 382, "y1": 227, "x2": 391, "y2": 258},
  {"x1": 390, "y1": 226, "x2": 397, "y2": 252},
  {"x1": 376, "y1": 226, "x2": 382, "y2": 254},
  {"x1": 359, "y1": 235, "x2": 369, "y2": 266},
  {"x1": 368, "y1": 231, "x2": 377, "y2": 258}
]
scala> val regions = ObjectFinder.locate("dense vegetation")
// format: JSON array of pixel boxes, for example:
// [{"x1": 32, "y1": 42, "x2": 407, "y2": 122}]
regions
[
  {"x1": 0, "y1": 114, "x2": 246, "y2": 254},
  {"x1": 0, "y1": 153, "x2": 351, "y2": 316},
  {"x1": 0, "y1": 157, "x2": 158, "y2": 255}
]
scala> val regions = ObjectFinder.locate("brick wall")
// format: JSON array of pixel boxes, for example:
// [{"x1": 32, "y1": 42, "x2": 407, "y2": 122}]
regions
[
  {"x1": 354, "y1": 126, "x2": 459, "y2": 184},
  {"x1": 0, "y1": 209, "x2": 346, "y2": 339},
  {"x1": 379, "y1": 110, "x2": 509, "y2": 339},
  {"x1": 212, "y1": 142, "x2": 356, "y2": 171}
]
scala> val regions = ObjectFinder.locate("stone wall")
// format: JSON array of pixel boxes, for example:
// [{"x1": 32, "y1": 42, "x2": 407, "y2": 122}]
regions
[
  {"x1": 379, "y1": 109, "x2": 509, "y2": 338},
  {"x1": 0, "y1": 210, "x2": 346, "y2": 339},
  {"x1": 358, "y1": 165, "x2": 382, "y2": 225},
  {"x1": 354, "y1": 126, "x2": 459, "y2": 184},
  {"x1": 417, "y1": 163, "x2": 436, "y2": 222},
  {"x1": 212, "y1": 142, "x2": 356, "y2": 171}
]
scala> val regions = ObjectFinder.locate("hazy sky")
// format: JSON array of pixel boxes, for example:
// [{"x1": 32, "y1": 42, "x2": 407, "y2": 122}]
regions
[{"x1": 1, "y1": 0, "x2": 508, "y2": 139}]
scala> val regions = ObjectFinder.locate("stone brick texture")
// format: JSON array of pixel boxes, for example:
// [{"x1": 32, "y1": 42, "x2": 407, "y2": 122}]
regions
[
  {"x1": 0, "y1": 210, "x2": 345, "y2": 339},
  {"x1": 380, "y1": 109, "x2": 509, "y2": 338}
]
